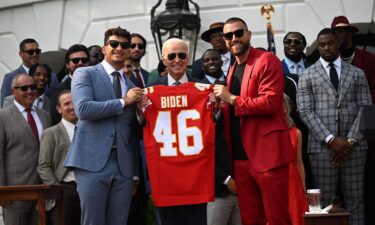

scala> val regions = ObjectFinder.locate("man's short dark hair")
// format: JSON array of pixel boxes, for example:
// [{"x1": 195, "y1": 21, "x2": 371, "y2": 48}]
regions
[
  {"x1": 29, "y1": 63, "x2": 52, "y2": 86},
  {"x1": 56, "y1": 90, "x2": 72, "y2": 106},
  {"x1": 88, "y1": 45, "x2": 101, "y2": 51},
  {"x1": 19, "y1": 38, "x2": 38, "y2": 51},
  {"x1": 201, "y1": 49, "x2": 221, "y2": 60},
  {"x1": 224, "y1": 17, "x2": 248, "y2": 28},
  {"x1": 65, "y1": 44, "x2": 89, "y2": 63},
  {"x1": 283, "y1": 32, "x2": 307, "y2": 46},
  {"x1": 104, "y1": 27, "x2": 131, "y2": 45},
  {"x1": 131, "y1": 33, "x2": 147, "y2": 53},
  {"x1": 317, "y1": 28, "x2": 338, "y2": 39}
]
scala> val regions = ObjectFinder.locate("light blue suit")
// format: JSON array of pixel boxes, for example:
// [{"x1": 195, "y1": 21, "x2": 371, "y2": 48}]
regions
[{"x1": 64, "y1": 63, "x2": 139, "y2": 225}]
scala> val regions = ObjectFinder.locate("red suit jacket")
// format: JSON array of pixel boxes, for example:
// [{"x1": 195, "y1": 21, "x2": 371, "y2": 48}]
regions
[
  {"x1": 223, "y1": 47, "x2": 295, "y2": 172},
  {"x1": 353, "y1": 48, "x2": 375, "y2": 103}
]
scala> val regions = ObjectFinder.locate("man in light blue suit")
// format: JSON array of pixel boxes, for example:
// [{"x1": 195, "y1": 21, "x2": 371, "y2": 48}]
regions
[{"x1": 64, "y1": 27, "x2": 143, "y2": 225}]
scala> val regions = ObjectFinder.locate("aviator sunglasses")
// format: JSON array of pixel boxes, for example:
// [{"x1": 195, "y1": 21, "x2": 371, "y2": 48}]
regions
[
  {"x1": 13, "y1": 84, "x2": 37, "y2": 91},
  {"x1": 165, "y1": 52, "x2": 187, "y2": 61},
  {"x1": 106, "y1": 40, "x2": 131, "y2": 49},
  {"x1": 70, "y1": 57, "x2": 89, "y2": 64},
  {"x1": 223, "y1": 29, "x2": 246, "y2": 40},
  {"x1": 22, "y1": 49, "x2": 41, "y2": 56}
]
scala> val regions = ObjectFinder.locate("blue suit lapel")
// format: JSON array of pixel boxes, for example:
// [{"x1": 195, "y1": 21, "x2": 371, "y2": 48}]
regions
[{"x1": 96, "y1": 64, "x2": 117, "y2": 99}]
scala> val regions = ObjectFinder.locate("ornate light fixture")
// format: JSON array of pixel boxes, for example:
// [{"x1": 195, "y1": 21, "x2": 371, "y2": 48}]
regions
[{"x1": 151, "y1": 0, "x2": 201, "y2": 65}]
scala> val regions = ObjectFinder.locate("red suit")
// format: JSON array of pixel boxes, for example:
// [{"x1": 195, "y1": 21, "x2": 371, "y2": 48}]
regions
[
  {"x1": 352, "y1": 48, "x2": 375, "y2": 103},
  {"x1": 223, "y1": 47, "x2": 295, "y2": 225}
]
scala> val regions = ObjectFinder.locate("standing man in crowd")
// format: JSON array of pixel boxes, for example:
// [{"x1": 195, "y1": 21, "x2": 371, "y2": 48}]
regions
[
  {"x1": 192, "y1": 22, "x2": 235, "y2": 80},
  {"x1": 64, "y1": 27, "x2": 143, "y2": 225},
  {"x1": 1, "y1": 38, "x2": 58, "y2": 106},
  {"x1": 38, "y1": 90, "x2": 80, "y2": 225},
  {"x1": 50, "y1": 44, "x2": 89, "y2": 124},
  {"x1": 297, "y1": 28, "x2": 372, "y2": 225},
  {"x1": 213, "y1": 17, "x2": 294, "y2": 225},
  {"x1": 200, "y1": 49, "x2": 241, "y2": 225},
  {"x1": 130, "y1": 33, "x2": 149, "y2": 88},
  {"x1": 0, "y1": 74, "x2": 52, "y2": 225},
  {"x1": 88, "y1": 45, "x2": 104, "y2": 66}
]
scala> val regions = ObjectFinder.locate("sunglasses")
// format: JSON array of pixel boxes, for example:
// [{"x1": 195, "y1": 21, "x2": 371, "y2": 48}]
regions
[
  {"x1": 13, "y1": 84, "x2": 37, "y2": 91},
  {"x1": 22, "y1": 49, "x2": 41, "y2": 56},
  {"x1": 165, "y1": 52, "x2": 187, "y2": 61},
  {"x1": 210, "y1": 32, "x2": 223, "y2": 40},
  {"x1": 223, "y1": 29, "x2": 246, "y2": 40},
  {"x1": 283, "y1": 39, "x2": 303, "y2": 46},
  {"x1": 130, "y1": 43, "x2": 145, "y2": 49},
  {"x1": 106, "y1": 40, "x2": 131, "y2": 49},
  {"x1": 90, "y1": 52, "x2": 103, "y2": 59},
  {"x1": 70, "y1": 57, "x2": 89, "y2": 64}
]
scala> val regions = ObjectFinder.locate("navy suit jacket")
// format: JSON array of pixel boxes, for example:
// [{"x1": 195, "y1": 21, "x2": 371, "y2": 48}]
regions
[
  {"x1": 147, "y1": 74, "x2": 199, "y2": 87},
  {"x1": 1, "y1": 65, "x2": 59, "y2": 107},
  {"x1": 64, "y1": 64, "x2": 139, "y2": 178},
  {"x1": 130, "y1": 67, "x2": 149, "y2": 88},
  {"x1": 191, "y1": 54, "x2": 235, "y2": 80}
]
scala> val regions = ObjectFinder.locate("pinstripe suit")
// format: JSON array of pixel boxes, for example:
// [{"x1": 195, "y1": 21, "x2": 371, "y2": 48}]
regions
[{"x1": 297, "y1": 58, "x2": 372, "y2": 225}]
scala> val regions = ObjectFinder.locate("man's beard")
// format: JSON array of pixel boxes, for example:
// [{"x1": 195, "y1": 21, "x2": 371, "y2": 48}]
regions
[{"x1": 232, "y1": 40, "x2": 250, "y2": 56}]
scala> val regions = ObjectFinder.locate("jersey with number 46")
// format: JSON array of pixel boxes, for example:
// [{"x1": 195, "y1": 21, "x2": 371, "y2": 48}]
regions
[{"x1": 143, "y1": 82, "x2": 215, "y2": 207}]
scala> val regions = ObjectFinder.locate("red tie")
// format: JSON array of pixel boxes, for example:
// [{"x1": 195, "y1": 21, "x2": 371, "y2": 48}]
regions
[
  {"x1": 134, "y1": 69, "x2": 144, "y2": 88},
  {"x1": 25, "y1": 108, "x2": 39, "y2": 142}
]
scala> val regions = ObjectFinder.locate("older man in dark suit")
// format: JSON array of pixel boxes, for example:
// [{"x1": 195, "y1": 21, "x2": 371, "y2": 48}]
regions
[{"x1": 0, "y1": 74, "x2": 52, "y2": 225}]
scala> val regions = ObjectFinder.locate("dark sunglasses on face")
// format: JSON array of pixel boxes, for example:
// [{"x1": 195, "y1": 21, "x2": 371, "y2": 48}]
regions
[
  {"x1": 70, "y1": 57, "x2": 89, "y2": 64},
  {"x1": 210, "y1": 32, "x2": 223, "y2": 40},
  {"x1": 223, "y1": 29, "x2": 246, "y2": 40},
  {"x1": 13, "y1": 84, "x2": 37, "y2": 91},
  {"x1": 130, "y1": 43, "x2": 145, "y2": 49},
  {"x1": 165, "y1": 52, "x2": 187, "y2": 61},
  {"x1": 22, "y1": 49, "x2": 41, "y2": 56},
  {"x1": 283, "y1": 39, "x2": 303, "y2": 46},
  {"x1": 90, "y1": 52, "x2": 103, "y2": 59},
  {"x1": 107, "y1": 40, "x2": 131, "y2": 49}
]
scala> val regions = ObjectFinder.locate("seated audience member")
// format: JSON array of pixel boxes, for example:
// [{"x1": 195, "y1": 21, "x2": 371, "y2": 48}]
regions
[
  {"x1": 2, "y1": 63, "x2": 52, "y2": 113},
  {"x1": 38, "y1": 90, "x2": 80, "y2": 225}
]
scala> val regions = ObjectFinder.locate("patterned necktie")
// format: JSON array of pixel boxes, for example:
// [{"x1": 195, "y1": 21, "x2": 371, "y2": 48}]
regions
[
  {"x1": 173, "y1": 81, "x2": 181, "y2": 86},
  {"x1": 329, "y1": 63, "x2": 339, "y2": 91},
  {"x1": 134, "y1": 69, "x2": 144, "y2": 88},
  {"x1": 25, "y1": 108, "x2": 39, "y2": 142},
  {"x1": 112, "y1": 71, "x2": 122, "y2": 98}
]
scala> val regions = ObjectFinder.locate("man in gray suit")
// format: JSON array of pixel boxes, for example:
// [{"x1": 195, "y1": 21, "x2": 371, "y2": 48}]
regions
[
  {"x1": 64, "y1": 27, "x2": 142, "y2": 225},
  {"x1": 38, "y1": 90, "x2": 80, "y2": 225},
  {"x1": 0, "y1": 74, "x2": 52, "y2": 225},
  {"x1": 297, "y1": 28, "x2": 372, "y2": 225}
]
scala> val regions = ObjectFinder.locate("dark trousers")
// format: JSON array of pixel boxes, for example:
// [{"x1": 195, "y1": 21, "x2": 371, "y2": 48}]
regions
[
  {"x1": 157, "y1": 203, "x2": 207, "y2": 225},
  {"x1": 47, "y1": 181, "x2": 81, "y2": 225}
]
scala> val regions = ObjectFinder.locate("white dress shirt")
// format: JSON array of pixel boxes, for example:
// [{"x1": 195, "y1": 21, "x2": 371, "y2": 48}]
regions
[
  {"x1": 102, "y1": 60, "x2": 128, "y2": 107},
  {"x1": 167, "y1": 73, "x2": 189, "y2": 86}
]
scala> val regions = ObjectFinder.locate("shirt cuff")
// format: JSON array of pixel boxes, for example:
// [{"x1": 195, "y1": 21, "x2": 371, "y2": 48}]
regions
[
  {"x1": 223, "y1": 175, "x2": 231, "y2": 185},
  {"x1": 119, "y1": 99, "x2": 125, "y2": 108},
  {"x1": 325, "y1": 134, "x2": 334, "y2": 144}
]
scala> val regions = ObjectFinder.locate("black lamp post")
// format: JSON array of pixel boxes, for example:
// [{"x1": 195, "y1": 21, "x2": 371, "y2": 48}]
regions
[{"x1": 151, "y1": 0, "x2": 201, "y2": 65}]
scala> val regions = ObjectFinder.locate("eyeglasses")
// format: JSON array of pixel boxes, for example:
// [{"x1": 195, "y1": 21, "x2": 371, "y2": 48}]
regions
[
  {"x1": 13, "y1": 84, "x2": 37, "y2": 91},
  {"x1": 70, "y1": 57, "x2": 89, "y2": 64},
  {"x1": 164, "y1": 52, "x2": 187, "y2": 61},
  {"x1": 130, "y1": 43, "x2": 145, "y2": 49},
  {"x1": 22, "y1": 49, "x2": 41, "y2": 56},
  {"x1": 223, "y1": 29, "x2": 246, "y2": 40},
  {"x1": 210, "y1": 32, "x2": 223, "y2": 40},
  {"x1": 106, "y1": 40, "x2": 131, "y2": 49},
  {"x1": 283, "y1": 39, "x2": 303, "y2": 46}
]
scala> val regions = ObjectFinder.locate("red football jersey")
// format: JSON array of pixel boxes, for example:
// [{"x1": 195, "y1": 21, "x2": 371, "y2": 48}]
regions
[{"x1": 143, "y1": 82, "x2": 215, "y2": 207}]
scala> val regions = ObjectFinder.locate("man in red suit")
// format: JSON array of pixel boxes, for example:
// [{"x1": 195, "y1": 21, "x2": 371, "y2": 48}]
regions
[{"x1": 213, "y1": 17, "x2": 295, "y2": 225}]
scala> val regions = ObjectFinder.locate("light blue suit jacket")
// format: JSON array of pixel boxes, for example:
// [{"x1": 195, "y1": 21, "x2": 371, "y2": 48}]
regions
[{"x1": 64, "y1": 63, "x2": 139, "y2": 178}]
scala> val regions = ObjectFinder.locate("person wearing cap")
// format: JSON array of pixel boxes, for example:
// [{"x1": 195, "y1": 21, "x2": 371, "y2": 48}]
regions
[
  {"x1": 331, "y1": 15, "x2": 375, "y2": 102},
  {"x1": 191, "y1": 22, "x2": 235, "y2": 80}
]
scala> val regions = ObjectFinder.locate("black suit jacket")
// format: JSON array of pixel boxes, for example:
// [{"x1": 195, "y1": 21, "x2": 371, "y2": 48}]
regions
[
  {"x1": 130, "y1": 67, "x2": 149, "y2": 88},
  {"x1": 50, "y1": 77, "x2": 72, "y2": 125},
  {"x1": 200, "y1": 77, "x2": 232, "y2": 197},
  {"x1": 191, "y1": 53, "x2": 236, "y2": 80},
  {"x1": 147, "y1": 74, "x2": 199, "y2": 87}
]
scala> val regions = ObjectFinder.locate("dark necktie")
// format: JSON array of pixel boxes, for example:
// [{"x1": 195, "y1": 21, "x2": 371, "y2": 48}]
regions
[
  {"x1": 329, "y1": 63, "x2": 339, "y2": 91},
  {"x1": 112, "y1": 71, "x2": 122, "y2": 98},
  {"x1": 134, "y1": 69, "x2": 144, "y2": 88},
  {"x1": 173, "y1": 81, "x2": 181, "y2": 86},
  {"x1": 25, "y1": 108, "x2": 39, "y2": 142}
]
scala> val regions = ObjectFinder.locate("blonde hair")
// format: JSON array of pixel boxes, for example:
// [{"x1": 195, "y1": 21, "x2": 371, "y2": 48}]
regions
[{"x1": 283, "y1": 94, "x2": 295, "y2": 128}]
